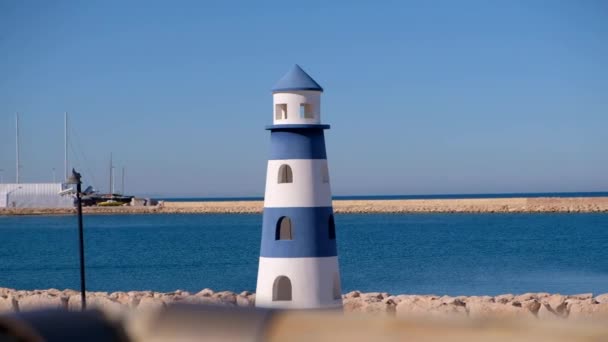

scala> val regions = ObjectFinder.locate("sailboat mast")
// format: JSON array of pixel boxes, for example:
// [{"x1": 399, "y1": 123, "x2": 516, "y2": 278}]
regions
[
  {"x1": 64, "y1": 112, "x2": 68, "y2": 181},
  {"x1": 15, "y1": 112, "x2": 20, "y2": 184},
  {"x1": 109, "y1": 153, "x2": 113, "y2": 195},
  {"x1": 121, "y1": 167, "x2": 125, "y2": 195}
]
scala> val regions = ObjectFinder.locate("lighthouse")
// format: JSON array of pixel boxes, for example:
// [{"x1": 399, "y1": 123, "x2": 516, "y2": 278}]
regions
[{"x1": 255, "y1": 65, "x2": 342, "y2": 309}]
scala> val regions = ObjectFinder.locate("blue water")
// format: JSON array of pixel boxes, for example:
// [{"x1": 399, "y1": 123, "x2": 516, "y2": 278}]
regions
[
  {"x1": 1, "y1": 213, "x2": 607, "y2": 296},
  {"x1": 159, "y1": 191, "x2": 608, "y2": 202}
]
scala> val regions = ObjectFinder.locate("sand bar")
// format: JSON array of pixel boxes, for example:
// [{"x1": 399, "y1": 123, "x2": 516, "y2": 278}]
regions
[{"x1": 1, "y1": 197, "x2": 607, "y2": 216}]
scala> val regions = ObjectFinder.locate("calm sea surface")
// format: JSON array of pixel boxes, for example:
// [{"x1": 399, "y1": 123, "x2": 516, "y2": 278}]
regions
[{"x1": 1, "y1": 213, "x2": 607, "y2": 296}]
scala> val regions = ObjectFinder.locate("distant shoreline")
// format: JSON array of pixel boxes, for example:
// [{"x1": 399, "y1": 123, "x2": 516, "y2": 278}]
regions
[
  {"x1": 158, "y1": 191, "x2": 608, "y2": 202},
  {"x1": 1, "y1": 197, "x2": 608, "y2": 216}
]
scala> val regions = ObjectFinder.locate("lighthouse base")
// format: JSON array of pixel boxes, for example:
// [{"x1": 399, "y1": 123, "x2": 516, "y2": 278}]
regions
[{"x1": 255, "y1": 256, "x2": 343, "y2": 309}]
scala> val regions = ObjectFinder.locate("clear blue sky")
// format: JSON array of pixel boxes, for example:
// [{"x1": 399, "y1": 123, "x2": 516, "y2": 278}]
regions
[{"x1": 1, "y1": 0, "x2": 606, "y2": 197}]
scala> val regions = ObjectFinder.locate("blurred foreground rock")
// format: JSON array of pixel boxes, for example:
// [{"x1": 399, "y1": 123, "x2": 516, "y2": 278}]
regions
[{"x1": 2, "y1": 288, "x2": 607, "y2": 321}]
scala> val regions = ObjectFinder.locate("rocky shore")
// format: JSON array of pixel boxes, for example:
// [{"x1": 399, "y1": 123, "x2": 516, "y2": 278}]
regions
[
  {"x1": 1, "y1": 197, "x2": 607, "y2": 216},
  {"x1": 1, "y1": 288, "x2": 607, "y2": 321}
]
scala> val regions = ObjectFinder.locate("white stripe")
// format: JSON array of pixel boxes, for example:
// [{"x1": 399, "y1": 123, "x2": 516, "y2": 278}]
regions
[
  {"x1": 255, "y1": 256, "x2": 342, "y2": 309},
  {"x1": 264, "y1": 159, "x2": 332, "y2": 208}
]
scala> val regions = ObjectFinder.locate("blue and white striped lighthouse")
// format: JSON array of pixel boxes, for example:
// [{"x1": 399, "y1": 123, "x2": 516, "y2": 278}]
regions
[{"x1": 255, "y1": 65, "x2": 342, "y2": 309}]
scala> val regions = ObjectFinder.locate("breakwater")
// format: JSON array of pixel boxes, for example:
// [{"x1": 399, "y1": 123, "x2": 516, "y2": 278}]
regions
[
  {"x1": 1, "y1": 288, "x2": 607, "y2": 321},
  {"x1": 1, "y1": 197, "x2": 608, "y2": 216}
]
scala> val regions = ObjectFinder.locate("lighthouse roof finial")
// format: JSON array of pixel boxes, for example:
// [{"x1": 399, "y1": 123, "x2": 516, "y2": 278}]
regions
[{"x1": 272, "y1": 64, "x2": 324, "y2": 92}]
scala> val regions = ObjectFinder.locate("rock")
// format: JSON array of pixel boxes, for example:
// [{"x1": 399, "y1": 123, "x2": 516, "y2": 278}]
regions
[
  {"x1": 46, "y1": 289, "x2": 62, "y2": 296},
  {"x1": 239, "y1": 291, "x2": 252, "y2": 297},
  {"x1": 175, "y1": 290, "x2": 190, "y2": 296},
  {"x1": 362, "y1": 292, "x2": 385, "y2": 300},
  {"x1": 137, "y1": 296, "x2": 165, "y2": 311},
  {"x1": 196, "y1": 288, "x2": 214, "y2": 297},
  {"x1": 344, "y1": 291, "x2": 361, "y2": 298},
  {"x1": 62, "y1": 289, "x2": 79, "y2": 297},
  {"x1": 566, "y1": 297, "x2": 597, "y2": 313},
  {"x1": 212, "y1": 291, "x2": 237, "y2": 305},
  {"x1": 544, "y1": 294, "x2": 567, "y2": 316},
  {"x1": 431, "y1": 304, "x2": 468, "y2": 318},
  {"x1": 0, "y1": 296, "x2": 18, "y2": 312},
  {"x1": 343, "y1": 297, "x2": 365, "y2": 312},
  {"x1": 344, "y1": 293, "x2": 395, "y2": 315},
  {"x1": 18, "y1": 294, "x2": 67, "y2": 311},
  {"x1": 537, "y1": 303, "x2": 560, "y2": 320},
  {"x1": 395, "y1": 296, "x2": 436, "y2": 316},
  {"x1": 396, "y1": 296, "x2": 466, "y2": 318},
  {"x1": 180, "y1": 295, "x2": 220, "y2": 305},
  {"x1": 236, "y1": 295, "x2": 253, "y2": 307},
  {"x1": 467, "y1": 296, "x2": 494, "y2": 303},
  {"x1": 0, "y1": 288, "x2": 15, "y2": 297},
  {"x1": 83, "y1": 296, "x2": 124, "y2": 318},
  {"x1": 110, "y1": 292, "x2": 137, "y2": 308},
  {"x1": 595, "y1": 294, "x2": 608, "y2": 304},
  {"x1": 519, "y1": 300, "x2": 541, "y2": 315},
  {"x1": 569, "y1": 293, "x2": 593, "y2": 300},
  {"x1": 467, "y1": 302, "x2": 535, "y2": 319},
  {"x1": 362, "y1": 301, "x2": 395, "y2": 315},
  {"x1": 438, "y1": 295, "x2": 465, "y2": 307},
  {"x1": 494, "y1": 294, "x2": 514, "y2": 304},
  {"x1": 514, "y1": 293, "x2": 536, "y2": 302},
  {"x1": 568, "y1": 302, "x2": 608, "y2": 320}
]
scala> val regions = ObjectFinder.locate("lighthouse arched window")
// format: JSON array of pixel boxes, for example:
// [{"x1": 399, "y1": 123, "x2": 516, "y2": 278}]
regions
[
  {"x1": 278, "y1": 164, "x2": 293, "y2": 184},
  {"x1": 273, "y1": 276, "x2": 292, "y2": 301},
  {"x1": 276, "y1": 216, "x2": 293, "y2": 240}
]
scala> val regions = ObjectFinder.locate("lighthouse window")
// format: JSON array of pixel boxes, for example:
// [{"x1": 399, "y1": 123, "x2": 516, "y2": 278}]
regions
[
  {"x1": 276, "y1": 216, "x2": 293, "y2": 240},
  {"x1": 275, "y1": 104, "x2": 287, "y2": 120},
  {"x1": 328, "y1": 214, "x2": 336, "y2": 240},
  {"x1": 299, "y1": 103, "x2": 313, "y2": 118},
  {"x1": 278, "y1": 164, "x2": 293, "y2": 184},
  {"x1": 273, "y1": 276, "x2": 292, "y2": 301}
]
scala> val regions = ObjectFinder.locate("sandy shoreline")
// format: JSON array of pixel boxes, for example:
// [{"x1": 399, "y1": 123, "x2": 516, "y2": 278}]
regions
[{"x1": 1, "y1": 197, "x2": 607, "y2": 216}]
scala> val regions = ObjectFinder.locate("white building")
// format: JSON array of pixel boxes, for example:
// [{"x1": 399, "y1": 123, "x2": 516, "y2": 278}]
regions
[{"x1": 0, "y1": 183, "x2": 74, "y2": 208}]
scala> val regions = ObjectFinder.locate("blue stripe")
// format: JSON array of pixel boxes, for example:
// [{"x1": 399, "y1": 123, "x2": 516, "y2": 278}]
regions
[
  {"x1": 269, "y1": 130, "x2": 327, "y2": 160},
  {"x1": 260, "y1": 207, "x2": 337, "y2": 258}
]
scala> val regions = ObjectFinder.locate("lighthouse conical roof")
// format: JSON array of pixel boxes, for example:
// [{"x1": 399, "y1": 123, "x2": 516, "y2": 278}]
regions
[{"x1": 272, "y1": 64, "x2": 324, "y2": 92}]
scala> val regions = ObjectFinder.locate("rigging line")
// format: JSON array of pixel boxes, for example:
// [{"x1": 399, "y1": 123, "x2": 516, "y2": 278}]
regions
[
  {"x1": 68, "y1": 121, "x2": 99, "y2": 190},
  {"x1": 70, "y1": 126, "x2": 98, "y2": 190}
]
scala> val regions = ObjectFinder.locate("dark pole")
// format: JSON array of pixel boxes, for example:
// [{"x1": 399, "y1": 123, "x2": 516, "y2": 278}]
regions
[{"x1": 72, "y1": 170, "x2": 87, "y2": 310}]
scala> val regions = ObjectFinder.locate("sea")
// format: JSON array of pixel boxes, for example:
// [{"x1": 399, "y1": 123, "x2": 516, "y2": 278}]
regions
[{"x1": 1, "y1": 208, "x2": 607, "y2": 296}]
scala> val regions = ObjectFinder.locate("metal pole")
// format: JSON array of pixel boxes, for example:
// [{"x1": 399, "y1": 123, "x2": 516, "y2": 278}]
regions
[
  {"x1": 15, "y1": 113, "x2": 19, "y2": 184},
  {"x1": 76, "y1": 179, "x2": 87, "y2": 310},
  {"x1": 65, "y1": 112, "x2": 68, "y2": 181}
]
